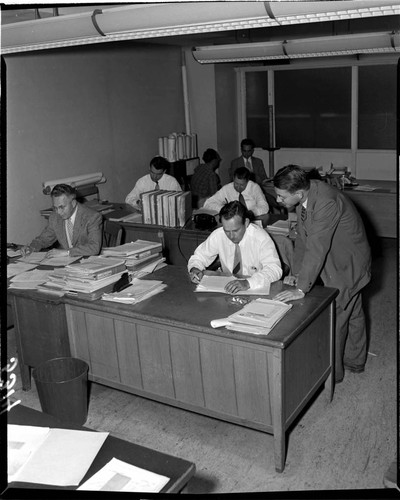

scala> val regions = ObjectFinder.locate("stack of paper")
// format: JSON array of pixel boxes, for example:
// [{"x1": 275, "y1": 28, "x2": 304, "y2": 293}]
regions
[
  {"x1": 266, "y1": 220, "x2": 290, "y2": 236},
  {"x1": 18, "y1": 252, "x2": 80, "y2": 267},
  {"x1": 102, "y1": 278, "x2": 166, "y2": 304},
  {"x1": 195, "y1": 274, "x2": 271, "y2": 296},
  {"x1": 226, "y1": 298, "x2": 292, "y2": 335},
  {"x1": 102, "y1": 240, "x2": 162, "y2": 259},
  {"x1": 37, "y1": 257, "x2": 127, "y2": 297},
  {"x1": 9, "y1": 269, "x2": 53, "y2": 289},
  {"x1": 7, "y1": 262, "x2": 38, "y2": 279}
]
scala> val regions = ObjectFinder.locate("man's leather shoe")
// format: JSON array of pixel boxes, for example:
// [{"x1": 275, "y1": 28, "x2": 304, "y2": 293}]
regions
[{"x1": 344, "y1": 364, "x2": 365, "y2": 374}]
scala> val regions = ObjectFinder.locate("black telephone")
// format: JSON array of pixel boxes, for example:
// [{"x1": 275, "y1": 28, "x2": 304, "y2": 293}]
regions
[{"x1": 193, "y1": 210, "x2": 218, "y2": 231}]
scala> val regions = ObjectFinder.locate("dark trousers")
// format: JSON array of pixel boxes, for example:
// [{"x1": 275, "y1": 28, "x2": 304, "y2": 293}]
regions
[{"x1": 335, "y1": 291, "x2": 367, "y2": 382}]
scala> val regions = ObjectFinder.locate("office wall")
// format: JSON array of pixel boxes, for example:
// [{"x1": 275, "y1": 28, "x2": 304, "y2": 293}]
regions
[{"x1": 6, "y1": 43, "x2": 185, "y2": 244}]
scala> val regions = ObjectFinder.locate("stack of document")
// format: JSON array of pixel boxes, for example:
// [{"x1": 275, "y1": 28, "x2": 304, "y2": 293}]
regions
[
  {"x1": 18, "y1": 252, "x2": 81, "y2": 267},
  {"x1": 102, "y1": 240, "x2": 162, "y2": 259},
  {"x1": 37, "y1": 257, "x2": 126, "y2": 297},
  {"x1": 102, "y1": 278, "x2": 166, "y2": 305},
  {"x1": 7, "y1": 262, "x2": 38, "y2": 279},
  {"x1": 9, "y1": 269, "x2": 53, "y2": 289},
  {"x1": 226, "y1": 298, "x2": 292, "y2": 335},
  {"x1": 266, "y1": 220, "x2": 290, "y2": 236}
]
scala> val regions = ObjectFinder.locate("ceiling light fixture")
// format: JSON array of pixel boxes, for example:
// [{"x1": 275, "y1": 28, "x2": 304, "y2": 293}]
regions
[
  {"x1": 192, "y1": 31, "x2": 400, "y2": 63},
  {"x1": 1, "y1": 2, "x2": 399, "y2": 54}
]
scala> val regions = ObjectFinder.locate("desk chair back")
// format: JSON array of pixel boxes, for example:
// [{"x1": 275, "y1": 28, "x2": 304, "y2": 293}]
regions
[{"x1": 103, "y1": 220, "x2": 123, "y2": 248}]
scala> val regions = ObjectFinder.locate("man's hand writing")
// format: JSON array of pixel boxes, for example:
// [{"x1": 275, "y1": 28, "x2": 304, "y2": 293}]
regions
[
  {"x1": 189, "y1": 267, "x2": 204, "y2": 284},
  {"x1": 224, "y1": 279, "x2": 250, "y2": 294},
  {"x1": 20, "y1": 246, "x2": 32, "y2": 258}
]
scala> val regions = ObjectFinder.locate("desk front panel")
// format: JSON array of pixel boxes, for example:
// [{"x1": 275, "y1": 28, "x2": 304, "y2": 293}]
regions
[{"x1": 67, "y1": 304, "x2": 276, "y2": 432}]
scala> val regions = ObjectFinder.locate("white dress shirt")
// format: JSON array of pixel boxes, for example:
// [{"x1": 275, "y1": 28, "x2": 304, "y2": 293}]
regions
[
  {"x1": 203, "y1": 180, "x2": 269, "y2": 216},
  {"x1": 187, "y1": 223, "x2": 282, "y2": 289},
  {"x1": 125, "y1": 173, "x2": 182, "y2": 207}
]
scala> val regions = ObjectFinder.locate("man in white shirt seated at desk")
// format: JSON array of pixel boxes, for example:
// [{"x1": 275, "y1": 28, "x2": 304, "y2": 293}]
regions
[
  {"x1": 125, "y1": 156, "x2": 182, "y2": 210},
  {"x1": 188, "y1": 201, "x2": 282, "y2": 294},
  {"x1": 203, "y1": 167, "x2": 269, "y2": 222},
  {"x1": 21, "y1": 183, "x2": 102, "y2": 258}
]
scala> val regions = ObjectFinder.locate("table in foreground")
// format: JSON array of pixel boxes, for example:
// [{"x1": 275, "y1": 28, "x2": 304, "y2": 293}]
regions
[
  {"x1": 64, "y1": 265, "x2": 338, "y2": 472},
  {"x1": 7, "y1": 404, "x2": 196, "y2": 494}
]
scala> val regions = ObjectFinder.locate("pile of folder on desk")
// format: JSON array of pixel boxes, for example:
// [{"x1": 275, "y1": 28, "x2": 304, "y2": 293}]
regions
[
  {"x1": 37, "y1": 257, "x2": 127, "y2": 299},
  {"x1": 101, "y1": 240, "x2": 165, "y2": 273}
]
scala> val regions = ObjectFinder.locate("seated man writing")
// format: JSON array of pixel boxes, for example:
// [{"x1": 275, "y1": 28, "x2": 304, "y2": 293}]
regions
[
  {"x1": 21, "y1": 183, "x2": 103, "y2": 258},
  {"x1": 188, "y1": 201, "x2": 282, "y2": 294},
  {"x1": 125, "y1": 156, "x2": 182, "y2": 210}
]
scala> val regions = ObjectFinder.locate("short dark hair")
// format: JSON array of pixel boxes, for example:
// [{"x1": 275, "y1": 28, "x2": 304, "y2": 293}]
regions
[
  {"x1": 233, "y1": 166, "x2": 251, "y2": 181},
  {"x1": 219, "y1": 200, "x2": 247, "y2": 224},
  {"x1": 241, "y1": 138, "x2": 255, "y2": 149},
  {"x1": 273, "y1": 165, "x2": 310, "y2": 193},
  {"x1": 202, "y1": 148, "x2": 220, "y2": 164},
  {"x1": 51, "y1": 184, "x2": 76, "y2": 198},
  {"x1": 150, "y1": 156, "x2": 170, "y2": 172}
]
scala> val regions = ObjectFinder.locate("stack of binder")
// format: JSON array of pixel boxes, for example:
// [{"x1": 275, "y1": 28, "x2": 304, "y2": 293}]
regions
[
  {"x1": 102, "y1": 240, "x2": 164, "y2": 273},
  {"x1": 140, "y1": 190, "x2": 192, "y2": 227},
  {"x1": 37, "y1": 257, "x2": 126, "y2": 300}
]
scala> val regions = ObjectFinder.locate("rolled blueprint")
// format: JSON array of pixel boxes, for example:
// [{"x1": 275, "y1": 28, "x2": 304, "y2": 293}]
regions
[{"x1": 42, "y1": 172, "x2": 106, "y2": 194}]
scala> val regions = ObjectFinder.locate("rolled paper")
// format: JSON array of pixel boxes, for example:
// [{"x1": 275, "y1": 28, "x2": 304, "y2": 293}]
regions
[
  {"x1": 158, "y1": 137, "x2": 164, "y2": 157},
  {"x1": 167, "y1": 136, "x2": 176, "y2": 162},
  {"x1": 42, "y1": 172, "x2": 106, "y2": 194}
]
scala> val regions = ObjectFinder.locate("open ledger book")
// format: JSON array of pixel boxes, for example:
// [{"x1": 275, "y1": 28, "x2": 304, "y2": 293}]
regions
[
  {"x1": 195, "y1": 274, "x2": 271, "y2": 296},
  {"x1": 211, "y1": 298, "x2": 292, "y2": 335}
]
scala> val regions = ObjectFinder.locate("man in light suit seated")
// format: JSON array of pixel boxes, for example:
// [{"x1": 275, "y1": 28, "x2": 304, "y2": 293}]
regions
[
  {"x1": 229, "y1": 138, "x2": 267, "y2": 186},
  {"x1": 125, "y1": 156, "x2": 181, "y2": 210},
  {"x1": 21, "y1": 183, "x2": 103, "y2": 258},
  {"x1": 188, "y1": 201, "x2": 282, "y2": 294}
]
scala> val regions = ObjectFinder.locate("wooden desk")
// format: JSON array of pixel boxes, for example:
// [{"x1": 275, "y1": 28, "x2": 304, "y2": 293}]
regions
[
  {"x1": 63, "y1": 265, "x2": 338, "y2": 472},
  {"x1": 263, "y1": 179, "x2": 397, "y2": 239},
  {"x1": 7, "y1": 404, "x2": 195, "y2": 493}
]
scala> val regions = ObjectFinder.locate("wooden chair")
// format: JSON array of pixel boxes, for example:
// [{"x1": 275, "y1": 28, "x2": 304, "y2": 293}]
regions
[{"x1": 103, "y1": 220, "x2": 123, "y2": 248}]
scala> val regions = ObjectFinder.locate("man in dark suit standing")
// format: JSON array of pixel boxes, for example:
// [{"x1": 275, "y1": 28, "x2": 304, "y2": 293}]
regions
[
  {"x1": 21, "y1": 184, "x2": 103, "y2": 258},
  {"x1": 271, "y1": 165, "x2": 371, "y2": 384},
  {"x1": 229, "y1": 138, "x2": 267, "y2": 186}
]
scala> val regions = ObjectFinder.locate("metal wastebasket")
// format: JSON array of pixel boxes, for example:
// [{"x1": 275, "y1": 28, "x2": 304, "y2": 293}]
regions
[{"x1": 32, "y1": 357, "x2": 89, "y2": 425}]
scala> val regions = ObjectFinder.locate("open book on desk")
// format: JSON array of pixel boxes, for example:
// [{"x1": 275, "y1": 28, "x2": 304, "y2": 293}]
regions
[{"x1": 195, "y1": 274, "x2": 270, "y2": 296}]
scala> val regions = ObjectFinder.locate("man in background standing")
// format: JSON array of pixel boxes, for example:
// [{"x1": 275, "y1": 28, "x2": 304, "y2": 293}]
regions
[{"x1": 229, "y1": 138, "x2": 267, "y2": 186}]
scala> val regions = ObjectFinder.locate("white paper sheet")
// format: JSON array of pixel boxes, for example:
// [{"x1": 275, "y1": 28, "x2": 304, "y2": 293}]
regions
[
  {"x1": 18, "y1": 252, "x2": 47, "y2": 264},
  {"x1": 77, "y1": 457, "x2": 169, "y2": 492},
  {"x1": 8, "y1": 425, "x2": 108, "y2": 486},
  {"x1": 7, "y1": 263, "x2": 37, "y2": 278},
  {"x1": 196, "y1": 275, "x2": 271, "y2": 296}
]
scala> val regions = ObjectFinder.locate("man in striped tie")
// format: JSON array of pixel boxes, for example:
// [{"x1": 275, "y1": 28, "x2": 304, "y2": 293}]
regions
[
  {"x1": 272, "y1": 165, "x2": 371, "y2": 384},
  {"x1": 188, "y1": 201, "x2": 282, "y2": 294},
  {"x1": 21, "y1": 184, "x2": 103, "y2": 258}
]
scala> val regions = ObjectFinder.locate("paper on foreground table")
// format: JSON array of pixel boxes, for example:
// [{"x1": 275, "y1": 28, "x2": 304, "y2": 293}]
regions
[
  {"x1": 77, "y1": 457, "x2": 169, "y2": 493},
  {"x1": 195, "y1": 274, "x2": 271, "y2": 296}
]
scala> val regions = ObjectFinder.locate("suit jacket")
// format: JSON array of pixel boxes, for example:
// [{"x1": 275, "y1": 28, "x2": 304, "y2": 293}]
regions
[
  {"x1": 295, "y1": 180, "x2": 371, "y2": 309},
  {"x1": 30, "y1": 202, "x2": 103, "y2": 257},
  {"x1": 229, "y1": 156, "x2": 267, "y2": 185}
]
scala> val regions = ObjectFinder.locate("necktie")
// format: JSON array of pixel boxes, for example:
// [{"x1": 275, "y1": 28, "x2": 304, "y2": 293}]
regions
[
  {"x1": 232, "y1": 244, "x2": 241, "y2": 276},
  {"x1": 66, "y1": 218, "x2": 74, "y2": 247},
  {"x1": 301, "y1": 206, "x2": 307, "y2": 222},
  {"x1": 155, "y1": 181, "x2": 160, "y2": 190},
  {"x1": 245, "y1": 159, "x2": 252, "y2": 172},
  {"x1": 238, "y1": 193, "x2": 247, "y2": 209}
]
